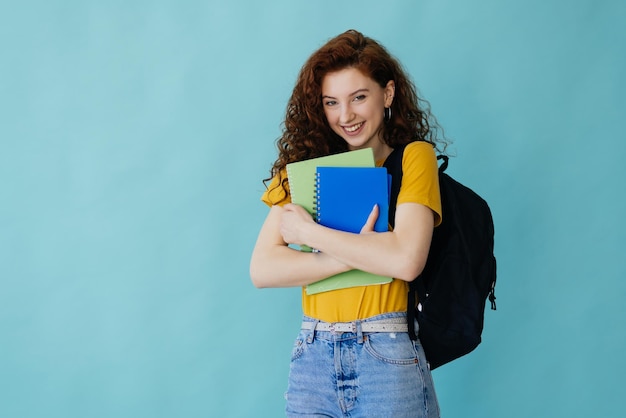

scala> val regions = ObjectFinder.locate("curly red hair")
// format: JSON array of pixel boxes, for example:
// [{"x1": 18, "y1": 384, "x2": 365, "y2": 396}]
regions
[{"x1": 265, "y1": 30, "x2": 448, "y2": 199}]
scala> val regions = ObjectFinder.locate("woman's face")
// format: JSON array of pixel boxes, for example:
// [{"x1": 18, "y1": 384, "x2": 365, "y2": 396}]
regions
[{"x1": 321, "y1": 67, "x2": 394, "y2": 152}]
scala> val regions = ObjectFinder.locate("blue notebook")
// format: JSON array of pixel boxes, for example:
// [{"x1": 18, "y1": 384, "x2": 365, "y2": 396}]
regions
[
  {"x1": 285, "y1": 148, "x2": 375, "y2": 253},
  {"x1": 315, "y1": 167, "x2": 390, "y2": 233},
  {"x1": 305, "y1": 166, "x2": 392, "y2": 295}
]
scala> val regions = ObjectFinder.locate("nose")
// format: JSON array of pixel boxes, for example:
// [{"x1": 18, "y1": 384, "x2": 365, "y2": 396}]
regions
[{"x1": 339, "y1": 104, "x2": 355, "y2": 124}]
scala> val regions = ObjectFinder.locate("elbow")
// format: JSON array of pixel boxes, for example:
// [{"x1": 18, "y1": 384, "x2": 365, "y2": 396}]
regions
[
  {"x1": 250, "y1": 271, "x2": 263, "y2": 288},
  {"x1": 395, "y1": 244, "x2": 430, "y2": 282},
  {"x1": 395, "y1": 257, "x2": 426, "y2": 282},
  {"x1": 249, "y1": 262, "x2": 268, "y2": 289},
  {"x1": 249, "y1": 248, "x2": 266, "y2": 288},
  {"x1": 249, "y1": 253, "x2": 262, "y2": 288},
  {"x1": 250, "y1": 273, "x2": 268, "y2": 289},
  {"x1": 249, "y1": 255, "x2": 275, "y2": 288}
]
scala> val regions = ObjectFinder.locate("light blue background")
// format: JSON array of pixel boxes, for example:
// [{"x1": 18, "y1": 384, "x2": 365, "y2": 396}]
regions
[{"x1": 1, "y1": 1, "x2": 624, "y2": 417}]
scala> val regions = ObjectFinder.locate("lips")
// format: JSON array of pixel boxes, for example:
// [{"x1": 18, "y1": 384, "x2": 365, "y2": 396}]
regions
[{"x1": 343, "y1": 122, "x2": 364, "y2": 134}]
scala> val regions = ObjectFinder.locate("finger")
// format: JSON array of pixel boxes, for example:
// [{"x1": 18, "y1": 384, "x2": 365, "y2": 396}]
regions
[
  {"x1": 360, "y1": 204, "x2": 379, "y2": 233},
  {"x1": 284, "y1": 203, "x2": 308, "y2": 218}
]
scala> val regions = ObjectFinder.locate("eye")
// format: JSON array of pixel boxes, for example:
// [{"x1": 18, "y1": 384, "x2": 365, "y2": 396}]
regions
[
  {"x1": 323, "y1": 99, "x2": 337, "y2": 107},
  {"x1": 353, "y1": 94, "x2": 366, "y2": 102}
]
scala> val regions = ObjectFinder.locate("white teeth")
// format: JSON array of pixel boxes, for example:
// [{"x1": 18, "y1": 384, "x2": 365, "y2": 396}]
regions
[{"x1": 345, "y1": 122, "x2": 363, "y2": 133}]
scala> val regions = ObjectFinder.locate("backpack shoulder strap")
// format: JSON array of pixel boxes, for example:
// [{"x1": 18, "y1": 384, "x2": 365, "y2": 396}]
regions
[
  {"x1": 383, "y1": 145, "x2": 406, "y2": 228},
  {"x1": 383, "y1": 141, "x2": 447, "y2": 341}
]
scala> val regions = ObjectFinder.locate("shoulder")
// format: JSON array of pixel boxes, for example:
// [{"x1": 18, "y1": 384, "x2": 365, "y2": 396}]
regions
[
  {"x1": 402, "y1": 141, "x2": 438, "y2": 173},
  {"x1": 403, "y1": 141, "x2": 436, "y2": 160},
  {"x1": 396, "y1": 141, "x2": 442, "y2": 226}
]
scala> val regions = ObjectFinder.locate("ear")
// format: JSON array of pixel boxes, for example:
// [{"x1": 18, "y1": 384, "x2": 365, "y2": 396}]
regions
[{"x1": 384, "y1": 80, "x2": 395, "y2": 108}]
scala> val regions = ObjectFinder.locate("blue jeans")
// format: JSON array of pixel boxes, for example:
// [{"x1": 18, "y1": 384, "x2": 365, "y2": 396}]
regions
[{"x1": 285, "y1": 312, "x2": 440, "y2": 418}]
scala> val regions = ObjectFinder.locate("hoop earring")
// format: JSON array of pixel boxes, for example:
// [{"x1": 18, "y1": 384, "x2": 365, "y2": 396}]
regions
[{"x1": 384, "y1": 107, "x2": 392, "y2": 122}]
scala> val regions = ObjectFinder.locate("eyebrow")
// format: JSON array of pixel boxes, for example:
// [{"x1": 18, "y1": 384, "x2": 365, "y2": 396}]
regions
[{"x1": 321, "y1": 88, "x2": 370, "y2": 100}]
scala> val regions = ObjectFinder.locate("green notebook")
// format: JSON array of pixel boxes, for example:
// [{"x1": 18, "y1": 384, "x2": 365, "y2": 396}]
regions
[
  {"x1": 305, "y1": 269, "x2": 393, "y2": 295},
  {"x1": 285, "y1": 148, "x2": 392, "y2": 294},
  {"x1": 286, "y1": 148, "x2": 376, "y2": 216}
]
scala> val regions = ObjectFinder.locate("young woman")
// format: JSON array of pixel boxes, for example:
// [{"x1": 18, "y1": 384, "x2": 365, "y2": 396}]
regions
[{"x1": 250, "y1": 30, "x2": 448, "y2": 418}]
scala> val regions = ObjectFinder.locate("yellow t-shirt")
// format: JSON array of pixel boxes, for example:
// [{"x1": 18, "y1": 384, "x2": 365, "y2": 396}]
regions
[{"x1": 261, "y1": 141, "x2": 442, "y2": 322}]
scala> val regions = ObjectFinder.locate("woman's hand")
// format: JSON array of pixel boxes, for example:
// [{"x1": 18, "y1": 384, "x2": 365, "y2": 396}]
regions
[
  {"x1": 250, "y1": 205, "x2": 353, "y2": 288},
  {"x1": 281, "y1": 202, "x2": 381, "y2": 246},
  {"x1": 280, "y1": 203, "x2": 316, "y2": 246}
]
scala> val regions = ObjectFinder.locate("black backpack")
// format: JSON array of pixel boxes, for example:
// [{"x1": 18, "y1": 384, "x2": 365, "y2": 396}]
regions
[{"x1": 384, "y1": 143, "x2": 497, "y2": 370}]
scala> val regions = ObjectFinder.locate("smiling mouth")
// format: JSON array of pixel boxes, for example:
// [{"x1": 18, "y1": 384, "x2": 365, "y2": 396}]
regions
[{"x1": 344, "y1": 122, "x2": 364, "y2": 133}]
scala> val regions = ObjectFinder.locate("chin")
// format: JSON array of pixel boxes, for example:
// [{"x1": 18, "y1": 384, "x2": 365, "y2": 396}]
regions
[
  {"x1": 344, "y1": 141, "x2": 365, "y2": 150},
  {"x1": 345, "y1": 138, "x2": 375, "y2": 151}
]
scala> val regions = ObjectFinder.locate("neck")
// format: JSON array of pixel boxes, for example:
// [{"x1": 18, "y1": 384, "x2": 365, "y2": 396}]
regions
[{"x1": 371, "y1": 142, "x2": 393, "y2": 162}]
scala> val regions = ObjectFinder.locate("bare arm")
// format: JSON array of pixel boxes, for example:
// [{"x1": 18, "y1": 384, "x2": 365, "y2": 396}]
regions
[
  {"x1": 280, "y1": 201, "x2": 434, "y2": 282},
  {"x1": 249, "y1": 205, "x2": 351, "y2": 288}
]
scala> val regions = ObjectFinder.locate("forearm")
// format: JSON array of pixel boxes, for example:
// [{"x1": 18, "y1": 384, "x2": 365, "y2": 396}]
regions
[
  {"x1": 301, "y1": 204, "x2": 434, "y2": 281},
  {"x1": 250, "y1": 205, "x2": 350, "y2": 288},
  {"x1": 250, "y1": 244, "x2": 349, "y2": 288},
  {"x1": 301, "y1": 227, "x2": 417, "y2": 281}
]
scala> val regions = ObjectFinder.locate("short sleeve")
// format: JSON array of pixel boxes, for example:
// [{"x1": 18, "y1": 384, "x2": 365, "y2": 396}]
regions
[
  {"x1": 260, "y1": 169, "x2": 291, "y2": 207},
  {"x1": 396, "y1": 141, "x2": 442, "y2": 226}
]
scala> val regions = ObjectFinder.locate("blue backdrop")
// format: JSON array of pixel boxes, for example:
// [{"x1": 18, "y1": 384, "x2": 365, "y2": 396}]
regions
[{"x1": 1, "y1": 1, "x2": 625, "y2": 417}]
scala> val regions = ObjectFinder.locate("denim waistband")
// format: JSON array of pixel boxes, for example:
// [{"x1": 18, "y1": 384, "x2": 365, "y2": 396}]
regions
[{"x1": 301, "y1": 312, "x2": 408, "y2": 343}]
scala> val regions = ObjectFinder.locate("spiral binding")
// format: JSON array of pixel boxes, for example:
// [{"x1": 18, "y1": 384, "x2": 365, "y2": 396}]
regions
[{"x1": 313, "y1": 171, "x2": 320, "y2": 222}]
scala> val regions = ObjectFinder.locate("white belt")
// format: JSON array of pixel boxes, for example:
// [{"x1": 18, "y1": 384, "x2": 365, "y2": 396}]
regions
[{"x1": 301, "y1": 319, "x2": 408, "y2": 333}]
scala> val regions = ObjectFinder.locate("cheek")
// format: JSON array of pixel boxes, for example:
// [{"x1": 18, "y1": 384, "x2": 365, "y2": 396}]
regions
[
  {"x1": 323, "y1": 108, "x2": 334, "y2": 123},
  {"x1": 323, "y1": 110, "x2": 342, "y2": 134}
]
